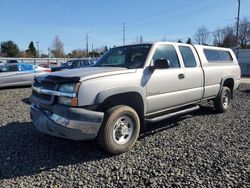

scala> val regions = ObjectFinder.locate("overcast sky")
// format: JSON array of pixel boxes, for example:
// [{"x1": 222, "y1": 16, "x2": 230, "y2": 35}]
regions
[{"x1": 1, "y1": 0, "x2": 250, "y2": 53}]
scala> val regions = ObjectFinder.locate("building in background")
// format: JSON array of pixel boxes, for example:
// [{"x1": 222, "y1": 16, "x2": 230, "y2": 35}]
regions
[{"x1": 235, "y1": 49, "x2": 250, "y2": 77}]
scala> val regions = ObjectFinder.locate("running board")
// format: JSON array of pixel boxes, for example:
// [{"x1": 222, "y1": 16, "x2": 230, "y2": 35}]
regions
[{"x1": 145, "y1": 105, "x2": 200, "y2": 123}]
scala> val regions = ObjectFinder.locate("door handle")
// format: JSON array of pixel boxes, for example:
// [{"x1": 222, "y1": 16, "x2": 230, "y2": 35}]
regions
[{"x1": 178, "y1": 74, "x2": 185, "y2": 79}]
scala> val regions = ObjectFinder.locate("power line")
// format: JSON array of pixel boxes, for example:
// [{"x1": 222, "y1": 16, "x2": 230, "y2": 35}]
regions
[
  {"x1": 62, "y1": 0, "x2": 240, "y2": 49},
  {"x1": 175, "y1": 22, "x2": 250, "y2": 42},
  {"x1": 125, "y1": 0, "x2": 205, "y2": 24},
  {"x1": 63, "y1": 0, "x2": 225, "y2": 44},
  {"x1": 127, "y1": 0, "x2": 234, "y2": 30}
]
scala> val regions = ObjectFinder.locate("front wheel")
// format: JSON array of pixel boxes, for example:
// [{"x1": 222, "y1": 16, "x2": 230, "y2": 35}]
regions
[
  {"x1": 214, "y1": 86, "x2": 231, "y2": 113},
  {"x1": 97, "y1": 105, "x2": 140, "y2": 154}
]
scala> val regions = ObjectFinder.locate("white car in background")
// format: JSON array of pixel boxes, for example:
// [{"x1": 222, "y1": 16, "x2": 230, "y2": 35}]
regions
[{"x1": 34, "y1": 65, "x2": 51, "y2": 73}]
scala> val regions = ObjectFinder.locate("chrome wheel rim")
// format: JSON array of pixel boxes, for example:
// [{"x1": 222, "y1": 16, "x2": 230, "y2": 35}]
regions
[
  {"x1": 113, "y1": 116, "x2": 134, "y2": 145},
  {"x1": 223, "y1": 92, "x2": 229, "y2": 108}
]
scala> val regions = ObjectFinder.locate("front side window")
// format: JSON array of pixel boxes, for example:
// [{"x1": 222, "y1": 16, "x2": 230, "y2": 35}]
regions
[
  {"x1": 153, "y1": 45, "x2": 180, "y2": 68},
  {"x1": 81, "y1": 60, "x2": 90, "y2": 66},
  {"x1": 95, "y1": 44, "x2": 152, "y2": 69},
  {"x1": 179, "y1": 46, "x2": 197, "y2": 67},
  {"x1": 62, "y1": 60, "x2": 73, "y2": 67},
  {"x1": 72, "y1": 61, "x2": 81, "y2": 67},
  {"x1": 0, "y1": 65, "x2": 19, "y2": 73}
]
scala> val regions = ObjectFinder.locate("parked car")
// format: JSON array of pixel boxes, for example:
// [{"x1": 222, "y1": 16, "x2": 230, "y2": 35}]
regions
[
  {"x1": 0, "y1": 63, "x2": 48, "y2": 88},
  {"x1": 34, "y1": 65, "x2": 51, "y2": 73},
  {"x1": 7, "y1": 59, "x2": 18, "y2": 64},
  {"x1": 0, "y1": 61, "x2": 4, "y2": 66},
  {"x1": 30, "y1": 42, "x2": 240, "y2": 154},
  {"x1": 51, "y1": 59, "x2": 92, "y2": 72}
]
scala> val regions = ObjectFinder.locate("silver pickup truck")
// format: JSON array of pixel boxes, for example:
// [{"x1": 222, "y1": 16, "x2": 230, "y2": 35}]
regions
[{"x1": 30, "y1": 42, "x2": 241, "y2": 154}]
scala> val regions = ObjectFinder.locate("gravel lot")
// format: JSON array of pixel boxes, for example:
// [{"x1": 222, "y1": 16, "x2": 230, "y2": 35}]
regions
[{"x1": 0, "y1": 84, "x2": 249, "y2": 187}]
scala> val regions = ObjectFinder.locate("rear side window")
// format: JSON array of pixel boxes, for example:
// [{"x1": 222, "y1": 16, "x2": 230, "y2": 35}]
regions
[
  {"x1": 204, "y1": 49, "x2": 233, "y2": 62},
  {"x1": 153, "y1": 45, "x2": 180, "y2": 68},
  {"x1": 219, "y1": 51, "x2": 233, "y2": 61},
  {"x1": 179, "y1": 46, "x2": 197, "y2": 67}
]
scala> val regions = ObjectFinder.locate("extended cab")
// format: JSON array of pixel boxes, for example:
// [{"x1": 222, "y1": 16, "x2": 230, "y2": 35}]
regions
[{"x1": 30, "y1": 42, "x2": 241, "y2": 154}]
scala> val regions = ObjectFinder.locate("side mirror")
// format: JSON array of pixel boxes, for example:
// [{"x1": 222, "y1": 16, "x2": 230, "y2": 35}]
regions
[{"x1": 153, "y1": 59, "x2": 171, "y2": 69}]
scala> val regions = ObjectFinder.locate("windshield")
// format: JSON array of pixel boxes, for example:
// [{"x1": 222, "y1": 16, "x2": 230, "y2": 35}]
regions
[{"x1": 94, "y1": 44, "x2": 152, "y2": 69}]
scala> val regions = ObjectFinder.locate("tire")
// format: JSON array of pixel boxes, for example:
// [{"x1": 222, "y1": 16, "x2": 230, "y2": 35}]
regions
[
  {"x1": 214, "y1": 86, "x2": 231, "y2": 113},
  {"x1": 97, "y1": 105, "x2": 140, "y2": 154}
]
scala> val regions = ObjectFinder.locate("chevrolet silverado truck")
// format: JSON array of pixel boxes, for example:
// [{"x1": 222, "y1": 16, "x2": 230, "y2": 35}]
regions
[{"x1": 30, "y1": 42, "x2": 241, "y2": 154}]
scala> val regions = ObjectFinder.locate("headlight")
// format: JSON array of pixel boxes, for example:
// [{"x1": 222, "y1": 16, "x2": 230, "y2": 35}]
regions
[
  {"x1": 58, "y1": 96, "x2": 78, "y2": 106},
  {"x1": 58, "y1": 84, "x2": 75, "y2": 93},
  {"x1": 58, "y1": 96, "x2": 72, "y2": 105},
  {"x1": 57, "y1": 83, "x2": 79, "y2": 106}
]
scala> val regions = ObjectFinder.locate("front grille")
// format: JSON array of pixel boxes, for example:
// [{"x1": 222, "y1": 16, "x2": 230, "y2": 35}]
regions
[
  {"x1": 32, "y1": 80, "x2": 58, "y2": 103},
  {"x1": 33, "y1": 80, "x2": 56, "y2": 90},
  {"x1": 32, "y1": 91, "x2": 51, "y2": 101}
]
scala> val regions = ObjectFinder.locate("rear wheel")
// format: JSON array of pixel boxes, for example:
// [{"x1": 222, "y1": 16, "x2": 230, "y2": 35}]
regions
[
  {"x1": 214, "y1": 86, "x2": 231, "y2": 113},
  {"x1": 97, "y1": 105, "x2": 140, "y2": 154}
]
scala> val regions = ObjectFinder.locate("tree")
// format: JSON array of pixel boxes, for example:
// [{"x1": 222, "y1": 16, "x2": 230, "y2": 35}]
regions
[
  {"x1": 186, "y1": 38, "x2": 192, "y2": 44},
  {"x1": 88, "y1": 51, "x2": 100, "y2": 57},
  {"x1": 0, "y1": 40, "x2": 19, "y2": 57},
  {"x1": 195, "y1": 26, "x2": 209, "y2": 45},
  {"x1": 213, "y1": 26, "x2": 236, "y2": 47},
  {"x1": 25, "y1": 41, "x2": 37, "y2": 57},
  {"x1": 67, "y1": 49, "x2": 87, "y2": 58},
  {"x1": 238, "y1": 17, "x2": 250, "y2": 48},
  {"x1": 223, "y1": 27, "x2": 237, "y2": 47},
  {"x1": 40, "y1": 54, "x2": 49, "y2": 58},
  {"x1": 51, "y1": 35, "x2": 64, "y2": 58},
  {"x1": 213, "y1": 29, "x2": 224, "y2": 47},
  {"x1": 18, "y1": 51, "x2": 27, "y2": 58},
  {"x1": 177, "y1": 39, "x2": 182, "y2": 43}
]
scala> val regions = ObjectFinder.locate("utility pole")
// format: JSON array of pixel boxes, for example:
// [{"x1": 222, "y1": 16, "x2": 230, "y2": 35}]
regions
[
  {"x1": 86, "y1": 33, "x2": 89, "y2": 57},
  {"x1": 236, "y1": 0, "x2": 241, "y2": 48},
  {"x1": 92, "y1": 44, "x2": 93, "y2": 52},
  {"x1": 48, "y1": 48, "x2": 50, "y2": 58},
  {"x1": 36, "y1": 41, "x2": 39, "y2": 58},
  {"x1": 140, "y1": 36, "x2": 143, "y2": 44},
  {"x1": 123, "y1": 23, "x2": 125, "y2": 45}
]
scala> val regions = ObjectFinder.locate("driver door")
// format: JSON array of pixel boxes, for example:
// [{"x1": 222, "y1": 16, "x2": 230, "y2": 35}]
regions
[
  {"x1": 0, "y1": 64, "x2": 20, "y2": 87},
  {"x1": 145, "y1": 44, "x2": 186, "y2": 114}
]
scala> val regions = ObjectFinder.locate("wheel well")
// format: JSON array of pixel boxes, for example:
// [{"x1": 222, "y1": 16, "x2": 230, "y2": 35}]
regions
[
  {"x1": 98, "y1": 92, "x2": 145, "y2": 131},
  {"x1": 223, "y1": 78, "x2": 234, "y2": 98}
]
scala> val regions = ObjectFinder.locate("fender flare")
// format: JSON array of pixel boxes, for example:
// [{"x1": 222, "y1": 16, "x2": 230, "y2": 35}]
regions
[
  {"x1": 217, "y1": 76, "x2": 235, "y2": 98},
  {"x1": 94, "y1": 86, "x2": 147, "y2": 113}
]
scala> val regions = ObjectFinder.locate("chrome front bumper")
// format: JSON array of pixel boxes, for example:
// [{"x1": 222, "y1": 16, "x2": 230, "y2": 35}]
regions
[{"x1": 31, "y1": 104, "x2": 104, "y2": 140}]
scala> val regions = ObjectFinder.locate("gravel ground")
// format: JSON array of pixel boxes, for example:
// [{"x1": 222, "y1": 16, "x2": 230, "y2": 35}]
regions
[{"x1": 0, "y1": 85, "x2": 249, "y2": 187}]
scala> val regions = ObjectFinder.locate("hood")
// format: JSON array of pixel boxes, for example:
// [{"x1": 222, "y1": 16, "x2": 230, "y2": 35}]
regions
[{"x1": 36, "y1": 67, "x2": 136, "y2": 83}]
